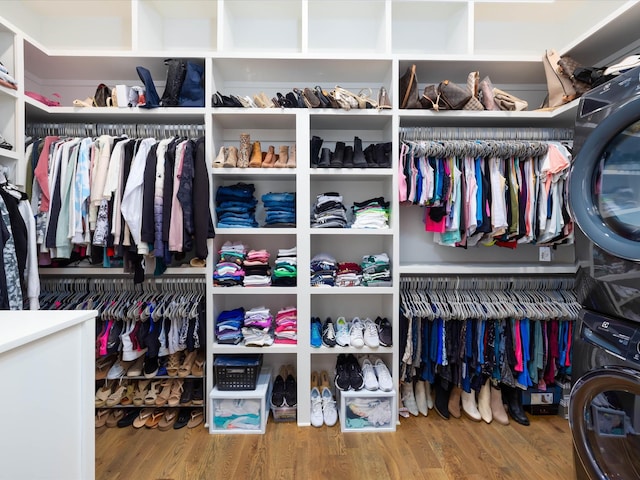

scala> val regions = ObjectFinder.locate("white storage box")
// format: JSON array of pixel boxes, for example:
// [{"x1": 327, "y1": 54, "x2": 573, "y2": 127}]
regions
[
  {"x1": 338, "y1": 388, "x2": 396, "y2": 432},
  {"x1": 209, "y1": 368, "x2": 271, "y2": 434}
]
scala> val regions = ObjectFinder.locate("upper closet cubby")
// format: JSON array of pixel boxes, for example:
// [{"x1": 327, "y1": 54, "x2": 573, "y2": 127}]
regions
[
  {"x1": 0, "y1": 0, "x2": 132, "y2": 52},
  {"x1": 134, "y1": 0, "x2": 217, "y2": 53},
  {"x1": 0, "y1": 22, "x2": 19, "y2": 182}
]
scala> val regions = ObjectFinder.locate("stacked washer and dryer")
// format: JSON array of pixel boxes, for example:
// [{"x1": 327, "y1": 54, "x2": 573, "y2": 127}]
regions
[{"x1": 569, "y1": 64, "x2": 640, "y2": 479}]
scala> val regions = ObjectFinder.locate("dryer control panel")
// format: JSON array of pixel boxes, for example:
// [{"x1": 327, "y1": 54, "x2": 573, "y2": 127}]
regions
[{"x1": 581, "y1": 309, "x2": 640, "y2": 366}]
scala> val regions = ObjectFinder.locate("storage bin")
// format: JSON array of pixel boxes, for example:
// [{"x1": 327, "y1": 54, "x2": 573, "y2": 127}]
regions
[
  {"x1": 214, "y1": 354, "x2": 263, "y2": 391},
  {"x1": 209, "y1": 368, "x2": 272, "y2": 434},
  {"x1": 338, "y1": 388, "x2": 396, "y2": 432},
  {"x1": 271, "y1": 405, "x2": 297, "y2": 423}
]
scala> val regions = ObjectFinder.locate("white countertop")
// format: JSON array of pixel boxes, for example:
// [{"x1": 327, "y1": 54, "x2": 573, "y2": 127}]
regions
[{"x1": 0, "y1": 310, "x2": 97, "y2": 355}]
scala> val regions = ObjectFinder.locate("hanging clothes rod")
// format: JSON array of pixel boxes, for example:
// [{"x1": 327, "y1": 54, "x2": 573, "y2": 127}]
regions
[
  {"x1": 26, "y1": 122, "x2": 205, "y2": 138},
  {"x1": 400, "y1": 138, "x2": 553, "y2": 158},
  {"x1": 400, "y1": 275, "x2": 576, "y2": 292},
  {"x1": 399, "y1": 126, "x2": 574, "y2": 142},
  {"x1": 40, "y1": 276, "x2": 206, "y2": 294}
]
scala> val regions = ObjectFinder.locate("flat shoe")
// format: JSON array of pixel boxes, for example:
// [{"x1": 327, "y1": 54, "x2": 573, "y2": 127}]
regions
[
  {"x1": 106, "y1": 409, "x2": 125, "y2": 428},
  {"x1": 158, "y1": 409, "x2": 179, "y2": 431},
  {"x1": 132, "y1": 408, "x2": 155, "y2": 429},
  {"x1": 174, "y1": 408, "x2": 191, "y2": 429},
  {"x1": 187, "y1": 410, "x2": 204, "y2": 429},
  {"x1": 95, "y1": 409, "x2": 109, "y2": 428},
  {"x1": 145, "y1": 409, "x2": 165, "y2": 428}
]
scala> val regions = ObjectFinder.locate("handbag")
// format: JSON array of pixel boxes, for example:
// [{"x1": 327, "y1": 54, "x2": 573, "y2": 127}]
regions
[
  {"x1": 94, "y1": 83, "x2": 112, "y2": 107},
  {"x1": 179, "y1": 61, "x2": 205, "y2": 107},
  {"x1": 161, "y1": 58, "x2": 187, "y2": 107},
  {"x1": 399, "y1": 64, "x2": 420, "y2": 109},
  {"x1": 557, "y1": 56, "x2": 591, "y2": 97},
  {"x1": 542, "y1": 49, "x2": 576, "y2": 108},
  {"x1": 438, "y1": 80, "x2": 472, "y2": 110},
  {"x1": 463, "y1": 71, "x2": 484, "y2": 110},
  {"x1": 136, "y1": 66, "x2": 160, "y2": 109},
  {"x1": 478, "y1": 76, "x2": 500, "y2": 111},
  {"x1": 419, "y1": 84, "x2": 443, "y2": 110},
  {"x1": 493, "y1": 88, "x2": 528, "y2": 111}
]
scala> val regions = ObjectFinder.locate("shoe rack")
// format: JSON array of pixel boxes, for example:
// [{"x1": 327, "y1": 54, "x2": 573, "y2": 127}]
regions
[{"x1": 2, "y1": 1, "x2": 640, "y2": 431}]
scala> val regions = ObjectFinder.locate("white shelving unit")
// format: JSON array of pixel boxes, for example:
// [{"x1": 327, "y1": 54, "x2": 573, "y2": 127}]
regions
[{"x1": 1, "y1": 0, "x2": 639, "y2": 431}]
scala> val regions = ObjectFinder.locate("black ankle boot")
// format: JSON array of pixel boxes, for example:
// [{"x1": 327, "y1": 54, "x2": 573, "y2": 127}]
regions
[
  {"x1": 434, "y1": 380, "x2": 450, "y2": 420},
  {"x1": 352, "y1": 136, "x2": 367, "y2": 168},
  {"x1": 504, "y1": 386, "x2": 530, "y2": 426},
  {"x1": 330, "y1": 141, "x2": 345, "y2": 167},
  {"x1": 318, "y1": 147, "x2": 331, "y2": 168},
  {"x1": 376, "y1": 142, "x2": 391, "y2": 167},
  {"x1": 364, "y1": 144, "x2": 377, "y2": 168},
  {"x1": 343, "y1": 145, "x2": 354, "y2": 168},
  {"x1": 310, "y1": 135, "x2": 323, "y2": 167}
]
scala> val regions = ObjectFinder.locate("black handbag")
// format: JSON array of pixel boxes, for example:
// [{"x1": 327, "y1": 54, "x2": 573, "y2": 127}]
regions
[{"x1": 160, "y1": 58, "x2": 187, "y2": 107}]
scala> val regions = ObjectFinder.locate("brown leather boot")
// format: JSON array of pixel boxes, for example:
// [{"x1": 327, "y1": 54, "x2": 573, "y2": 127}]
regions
[
  {"x1": 274, "y1": 145, "x2": 289, "y2": 167},
  {"x1": 490, "y1": 384, "x2": 510, "y2": 425},
  {"x1": 448, "y1": 385, "x2": 462, "y2": 419},
  {"x1": 286, "y1": 144, "x2": 296, "y2": 168},
  {"x1": 262, "y1": 145, "x2": 276, "y2": 168},
  {"x1": 249, "y1": 141, "x2": 262, "y2": 167},
  {"x1": 223, "y1": 146, "x2": 238, "y2": 168}
]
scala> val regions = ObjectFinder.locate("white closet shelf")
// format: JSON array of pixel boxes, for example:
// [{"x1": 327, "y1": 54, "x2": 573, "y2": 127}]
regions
[
  {"x1": 214, "y1": 227, "x2": 297, "y2": 235},
  {"x1": 310, "y1": 229, "x2": 393, "y2": 236},
  {"x1": 212, "y1": 287, "x2": 298, "y2": 295},
  {"x1": 310, "y1": 287, "x2": 395, "y2": 295},
  {"x1": 212, "y1": 343, "x2": 298, "y2": 354},
  {"x1": 0, "y1": 149, "x2": 19, "y2": 161},
  {"x1": 311, "y1": 346, "x2": 394, "y2": 355},
  {"x1": 39, "y1": 267, "x2": 206, "y2": 276},
  {"x1": 211, "y1": 170, "x2": 296, "y2": 179},
  {"x1": 399, "y1": 263, "x2": 579, "y2": 275},
  {"x1": 310, "y1": 169, "x2": 393, "y2": 179},
  {"x1": 0, "y1": 84, "x2": 18, "y2": 98}
]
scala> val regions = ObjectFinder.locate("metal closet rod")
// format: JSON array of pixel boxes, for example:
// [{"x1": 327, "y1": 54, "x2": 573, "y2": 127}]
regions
[
  {"x1": 40, "y1": 276, "x2": 205, "y2": 294},
  {"x1": 26, "y1": 122, "x2": 205, "y2": 138},
  {"x1": 400, "y1": 275, "x2": 575, "y2": 291},
  {"x1": 399, "y1": 127, "x2": 574, "y2": 141}
]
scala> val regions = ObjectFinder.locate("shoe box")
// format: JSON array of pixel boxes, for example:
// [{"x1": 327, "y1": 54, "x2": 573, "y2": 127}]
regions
[
  {"x1": 521, "y1": 385, "x2": 562, "y2": 416},
  {"x1": 271, "y1": 404, "x2": 297, "y2": 423},
  {"x1": 337, "y1": 388, "x2": 396, "y2": 432},
  {"x1": 209, "y1": 368, "x2": 272, "y2": 434}
]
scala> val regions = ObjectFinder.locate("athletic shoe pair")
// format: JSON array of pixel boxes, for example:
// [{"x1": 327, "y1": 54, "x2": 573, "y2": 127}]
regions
[{"x1": 360, "y1": 356, "x2": 393, "y2": 392}]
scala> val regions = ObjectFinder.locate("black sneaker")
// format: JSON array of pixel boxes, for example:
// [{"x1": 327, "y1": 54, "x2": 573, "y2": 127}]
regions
[
  {"x1": 346, "y1": 354, "x2": 364, "y2": 391},
  {"x1": 322, "y1": 317, "x2": 337, "y2": 347},
  {"x1": 271, "y1": 372, "x2": 285, "y2": 407},
  {"x1": 375, "y1": 317, "x2": 392, "y2": 347},
  {"x1": 284, "y1": 368, "x2": 297, "y2": 407},
  {"x1": 335, "y1": 354, "x2": 351, "y2": 391}
]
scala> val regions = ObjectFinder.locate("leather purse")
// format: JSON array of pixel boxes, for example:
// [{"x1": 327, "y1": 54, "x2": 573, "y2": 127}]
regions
[
  {"x1": 478, "y1": 76, "x2": 500, "y2": 111},
  {"x1": 438, "y1": 80, "x2": 471, "y2": 110},
  {"x1": 557, "y1": 55, "x2": 591, "y2": 97},
  {"x1": 419, "y1": 84, "x2": 443, "y2": 110},
  {"x1": 399, "y1": 64, "x2": 420, "y2": 109},
  {"x1": 542, "y1": 49, "x2": 577, "y2": 108},
  {"x1": 94, "y1": 83, "x2": 112, "y2": 107},
  {"x1": 493, "y1": 88, "x2": 528, "y2": 111}
]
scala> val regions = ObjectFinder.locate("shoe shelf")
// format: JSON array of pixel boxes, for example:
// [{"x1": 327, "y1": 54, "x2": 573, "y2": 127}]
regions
[
  {"x1": 212, "y1": 286, "x2": 298, "y2": 295},
  {"x1": 311, "y1": 345, "x2": 394, "y2": 355},
  {"x1": 310, "y1": 287, "x2": 395, "y2": 295},
  {"x1": 214, "y1": 227, "x2": 297, "y2": 236},
  {"x1": 310, "y1": 229, "x2": 393, "y2": 236},
  {"x1": 212, "y1": 343, "x2": 298, "y2": 354}
]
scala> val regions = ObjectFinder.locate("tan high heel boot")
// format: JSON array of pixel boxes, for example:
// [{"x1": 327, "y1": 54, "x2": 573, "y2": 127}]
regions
[
  {"x1": 274, "y1": 145, "x2": 289, "y2": 167},
  {"x1": 212, "y1": 146, "x2": 226, "y2": 168},
  {"x1": 286, "y1": 144, "x2": 296, "y2": 168},
  {"x1": 249, "y1": 141, "x2": 262, "y2": 167},
  {"x1": 223, "y1": 146, "x2": 238, "y2": 168},
  {"x1": 262, "y1": 145, "x2": 276, "y2": 168},
  {"x1": 448, "y1": 385, "x2": 462, "y2": 418},
  {"x1": 238, "y1": 133, "x2": 251, "y2": 168},
  {"x1": 478, "y1": 379, "x2": 493, "y2": 424},
  {"x1": 490, "y1": 384, "x2": 510, "y2": 425},
  {"x1": 461, "y1": 389, "x2": 481, "y2": 421}
]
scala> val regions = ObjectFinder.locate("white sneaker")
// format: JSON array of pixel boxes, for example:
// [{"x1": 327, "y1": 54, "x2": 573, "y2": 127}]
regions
[
  {"x1": 321, "y1": 387, "x2": 338, "y2": 426},
  {"x1": 362, "y1": 318, "x2": 380, "y2": 348},
  {"x1": 373, "y1": 358, "x2": 394, "y2": 392},
  {"x1": 335, "y1": 317, "x2": 350, "y2": 347},
  {"x1": 310, "y1": 387, "x2": 324, "y2": 427},
  {"x1": 349, "y1": 317, "x2": 364, "y2": 348},
  {"x1": 361, "y1": 357, "x2": 379, "y2": 391}
]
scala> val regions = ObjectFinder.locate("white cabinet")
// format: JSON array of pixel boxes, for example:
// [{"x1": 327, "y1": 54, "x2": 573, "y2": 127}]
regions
[{"x1": 0, "y1": 310, "x2": 96, "y2": 480}]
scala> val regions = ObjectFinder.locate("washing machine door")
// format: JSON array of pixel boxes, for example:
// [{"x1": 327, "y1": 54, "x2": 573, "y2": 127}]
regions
[
  {"x1": 570, "y1": 96, "x2": 640, "y2": 261},
  {"x1": 570, "y1": 366, "x2": 640, "y2": 479}
]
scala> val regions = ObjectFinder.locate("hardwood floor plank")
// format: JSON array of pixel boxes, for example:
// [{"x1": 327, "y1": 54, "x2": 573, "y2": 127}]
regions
[{"x1": 96, "y1": 410, "x2": 576, "y2": 480}]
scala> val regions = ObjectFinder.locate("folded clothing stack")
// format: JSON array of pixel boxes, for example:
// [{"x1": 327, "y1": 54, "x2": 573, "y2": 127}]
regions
[
  {"x1": 262, "y1": 192, "x2": 296, "y2": 227},
  {"x1": 351, "y1": 196, "x2": 390, "y2": 229},
  {"x1": 335, "y1": 262, "x2": 362, "y2": 287},
  {"x1": 0, "y1": 62, "x2": 17, "y2": 90},
  {"x1": 242, "y1": 306, "x2": 274, "y2": 346},
  {"x1": 274, "y1": 306, "x2": 297, "y2": 345},
  {"x1": 215, "y1": 307, "x2": 245, "y2": 345},
  {"x1": 310, "y1": 252, "x2": 337, "y2": 287},
  {"x1": 213, "y1": 398, "x2": 262, "y2": 430},
  {"x1": 360, "y1": 253, "x2": 392, "y2": 287},
  {"x1": 272, "y1": 246, "x2": 297, "y2": 286},
  {"x1": 213, "y1": 241, "x2": 247, "y2": 287},
  {"x1": 216, "y1": 182, "x2": 258, "y2": 228},
  {"x1": 311, "y1": 192, "x2": 347, "y2": 228},
  {"x1": 243, "y1": 249, "x2": 271, "y2": 287}
]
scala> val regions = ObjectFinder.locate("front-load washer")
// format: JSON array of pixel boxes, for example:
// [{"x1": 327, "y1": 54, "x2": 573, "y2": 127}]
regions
[{"x1": 570, "y1": 309, "x2": 640, "y2": 479}]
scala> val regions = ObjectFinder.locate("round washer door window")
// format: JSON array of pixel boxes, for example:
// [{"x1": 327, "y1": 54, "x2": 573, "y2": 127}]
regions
[
  {"x1": 570, "y1": 367, "x2": 640, "y2": 479},
  {"x1": 570, "y1": 98, "x2": 640, "y2": 261}
]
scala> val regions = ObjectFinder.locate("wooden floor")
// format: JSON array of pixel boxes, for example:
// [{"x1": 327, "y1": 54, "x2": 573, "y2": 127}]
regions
[{"x1": 96, "y1": 411, "x2": 576, "y2": 480}]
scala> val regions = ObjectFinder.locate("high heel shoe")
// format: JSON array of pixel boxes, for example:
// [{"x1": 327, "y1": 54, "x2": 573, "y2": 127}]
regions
[
  {"x1": 286, "y1": 144, "x2": 296, "y2": 168},
  {"x1": 248, "y1": 141, "x2": 263, "y2": 168}
]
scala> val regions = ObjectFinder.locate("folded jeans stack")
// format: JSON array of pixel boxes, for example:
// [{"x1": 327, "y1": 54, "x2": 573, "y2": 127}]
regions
[
  {"x1": 215, "y1": 183, "x2": 258, "y2": 228},
  {"x1": 272, "y1": 246, "x2": 297, "y2": 286},
  {"x1": 243, "y1": 249, "x2": 271, "y2": 287},
  {"x1": 311, "y1": 192, "x2": 347, "y2": 228},
  {"x1": 262, "y1": 192, "x2": 296, "y2": 227}
]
